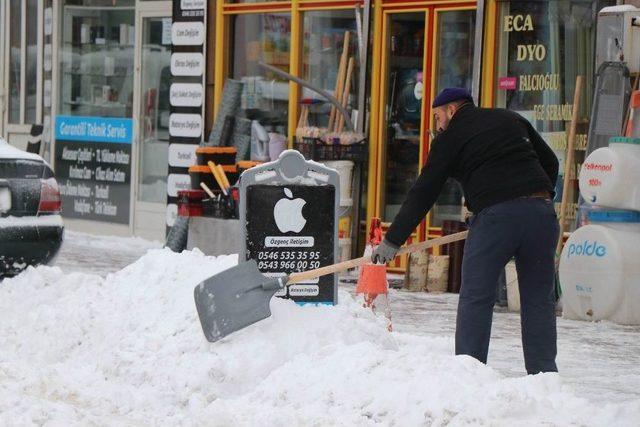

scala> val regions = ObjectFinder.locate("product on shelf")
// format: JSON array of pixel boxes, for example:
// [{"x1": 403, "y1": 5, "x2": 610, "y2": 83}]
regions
[
  {"x1": 196, "y1": 147, "x2": 238, "y2": 166},
  {"x1": 579, "y1": 137, "x2": 640, "y2": 211}
]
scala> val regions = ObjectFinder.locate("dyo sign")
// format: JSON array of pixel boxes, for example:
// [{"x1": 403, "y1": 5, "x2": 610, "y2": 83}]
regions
[{"x1": 517, "y1": 44, "x2": 546, "y2": 61}]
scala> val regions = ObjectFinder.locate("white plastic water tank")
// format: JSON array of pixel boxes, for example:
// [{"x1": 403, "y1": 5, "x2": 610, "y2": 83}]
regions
[
  {"x1": 579, "y1": 137, "x2": 640, "y2": 210},
  {"x1": 559, "y1": 210, "x2": 640, "y2": 325}
]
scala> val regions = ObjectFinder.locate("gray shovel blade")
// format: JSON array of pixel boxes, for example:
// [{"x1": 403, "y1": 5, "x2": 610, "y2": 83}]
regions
[{"x1": 194, "y1": 259, "x2": 284, "y2": 343}]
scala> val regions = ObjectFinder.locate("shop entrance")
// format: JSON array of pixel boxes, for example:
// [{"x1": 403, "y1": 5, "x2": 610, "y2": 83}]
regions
[
  {"x1": 132, "y1": 2, "x2": 172, "y2": 240},
  {"x1": 370, "y1": 3, "x2": 476, "y2": 270}
]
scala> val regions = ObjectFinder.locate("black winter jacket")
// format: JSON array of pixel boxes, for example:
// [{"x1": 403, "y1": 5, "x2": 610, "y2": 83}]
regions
[{"x1": 385, "y1": 104, "x2": 559, "y2": 247}]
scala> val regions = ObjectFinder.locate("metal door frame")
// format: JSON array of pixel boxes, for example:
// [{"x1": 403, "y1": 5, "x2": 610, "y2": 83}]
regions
[
  {"x1": 0, "y1": 1, "x2": 6, "y2": 138},
  {"x1": 131, "y1": 1, "x2": 173, "y2": 239}
]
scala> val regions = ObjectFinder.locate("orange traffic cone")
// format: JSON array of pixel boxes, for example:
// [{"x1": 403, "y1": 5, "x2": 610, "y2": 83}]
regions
[{"x1": 356, "y1": 218, "x2": 392, "y2": 331}]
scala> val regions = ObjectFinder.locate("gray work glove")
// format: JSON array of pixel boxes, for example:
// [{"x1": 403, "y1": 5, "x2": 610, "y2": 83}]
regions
[{"x1": 371, "y1": 239, "x2": 400, "y2": 264}]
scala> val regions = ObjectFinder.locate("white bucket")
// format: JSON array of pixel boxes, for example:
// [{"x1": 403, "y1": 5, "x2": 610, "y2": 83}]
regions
[
  {"x1": 579, "y1": 137, "x2": 640, "y2": 210},
  {"x1": 323, "y1": 160, "x2": 354, "y2": 205},
  {"x1": 559, "y1": 210, "x2": 640, "y2": 325},
  {"x1": 339, "y1": 237, "x2": 352, "y2": 263},
  {"x1": 268, "y1": 133, "x2": 287, "y2": 161}
]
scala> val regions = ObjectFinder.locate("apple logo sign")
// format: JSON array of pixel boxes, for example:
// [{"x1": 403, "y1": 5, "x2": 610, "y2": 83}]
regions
[{"x1": 273, "y1": 188, "x2": 307, "y2": 233}]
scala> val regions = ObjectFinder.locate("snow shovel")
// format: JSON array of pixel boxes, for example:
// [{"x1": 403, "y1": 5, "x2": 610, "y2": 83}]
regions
[{"x1": 194, "y1": 230, "x2": 468, "y2": 342}]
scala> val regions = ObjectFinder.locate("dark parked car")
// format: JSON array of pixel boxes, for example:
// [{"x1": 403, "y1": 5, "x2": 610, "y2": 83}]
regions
[{"x1": 0, "y1": 138, "x2": 64, "y2": 276}]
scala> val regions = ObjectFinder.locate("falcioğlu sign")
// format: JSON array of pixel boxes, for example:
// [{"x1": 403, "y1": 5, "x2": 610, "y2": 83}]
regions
[
  {"x1": 55, "y1": 116, "x2": 132, "y2": 224},
  {"x1": 240, "y1": 150, "x2": 340, "y2": 305}
]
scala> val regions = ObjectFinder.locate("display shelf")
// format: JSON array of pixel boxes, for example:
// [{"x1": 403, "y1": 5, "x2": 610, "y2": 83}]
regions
[
  {"x1": 63, "y1": 71, "x2": 130, "y2": 78},
  {"x1": 63, "y1": 42, "x2": 134, "y2": 48},
  {"x1": 390, "y1": 56, "x2": 423, "y2": 68},
  {"x1": 59, "y1": 7, "x2": 135, "y2": 119},
  {"x1": 392, "y1": 135, "x2": 420, "y2": 142},
  {"x1": 63, "y1": 100, "x2": 128, "y2": 110}
]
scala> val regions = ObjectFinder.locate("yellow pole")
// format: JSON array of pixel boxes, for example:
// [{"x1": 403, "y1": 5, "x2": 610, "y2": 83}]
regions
[
  {"x1": 481, "y1": 0, "x2": 497, "y2": 108},
  {"x1": 366, "y1": 0, "x2": 384, "y2": 228},
  {"x1": 288, "y1": 0, "x2": 302, "y2": 148},
  {"x1": 213, "y1": 0, "x2": 226, "y2": 117}
]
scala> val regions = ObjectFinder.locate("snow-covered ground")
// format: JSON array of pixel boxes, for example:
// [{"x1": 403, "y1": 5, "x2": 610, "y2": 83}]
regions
[{"x1": 0, "y1": 231, "x2": 637, "y2": 425}]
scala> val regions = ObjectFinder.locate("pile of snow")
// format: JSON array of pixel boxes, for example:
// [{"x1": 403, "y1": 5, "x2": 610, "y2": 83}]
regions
[{"x1": 0, "y1": 249, "x2": 638, "y2": 425}]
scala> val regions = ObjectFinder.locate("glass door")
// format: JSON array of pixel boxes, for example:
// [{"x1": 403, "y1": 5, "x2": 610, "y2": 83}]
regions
[
  {"x1": 133, "y1": 5, "x2": 172, "y2": 240},
  {"x1": 380, "y1": 12, "x2": 427, "y2": 224},
  {"x1": 375, "y1": 7, "x2": 476, "y2": 248},
  {"x1": 428, "y1": 9, "x2": 476, "y2": 229}
]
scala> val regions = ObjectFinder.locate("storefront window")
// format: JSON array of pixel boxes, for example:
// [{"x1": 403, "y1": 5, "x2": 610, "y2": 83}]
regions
[
  {"x1": 383, "y1": 12, "x2": 425, "y2": 222},
  {"x1": 493, "y1": 0, "x2": 613, "y2": 229},
  {"x1": 58, "y1": 0, "x2": 135, "y2": 118},
  {"x1": 435, "y1": 11, "x2": 475, "y2": 92},
  {"x1": 138, "y1": 17, "x2": 172, "y2": 204},
  {"x1": 25, "y1": 1, "x2": 39, "y2": 124},
  {"x1": 8, "y1": 0, "x2": 22, "y2": 124},
  {"x1": 231, "y1": 13, "x2": 291, "y2": 137},
  {"x1": 430, "y1": 10, "x2": 475, "y2": 228},
  {"x1": 55, "y1": 0, "x2": 135, "y2": 226},
  {"x1": 301, "y1": 10, "x2": 358, "y2": 129}
]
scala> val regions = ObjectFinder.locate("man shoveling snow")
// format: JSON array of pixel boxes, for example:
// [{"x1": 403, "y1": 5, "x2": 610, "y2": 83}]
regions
[{"x1": 372, "y1": 87, "x2": 560, "y2": 375}]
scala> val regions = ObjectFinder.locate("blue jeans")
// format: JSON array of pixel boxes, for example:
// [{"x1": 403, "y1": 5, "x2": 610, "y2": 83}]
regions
[{"x1": 456, "y1": 197, "x2": 559, "y2": 374}]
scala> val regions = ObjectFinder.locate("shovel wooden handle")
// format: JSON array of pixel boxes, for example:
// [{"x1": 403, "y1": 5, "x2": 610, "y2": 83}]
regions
[{"x1": 287, "y1": 230, "x2": 468, "y2": 285}]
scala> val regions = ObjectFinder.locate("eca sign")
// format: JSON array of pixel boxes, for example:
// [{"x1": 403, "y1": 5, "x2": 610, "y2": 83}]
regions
[{"x1": 503, "y1": 14, "x2": 534, "y2": 32}]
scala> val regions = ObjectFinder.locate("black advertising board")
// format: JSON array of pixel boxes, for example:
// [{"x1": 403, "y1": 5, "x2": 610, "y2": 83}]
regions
[
  {"x1": 174, "y1": 0, "x2": 205, "y2": 19},
  {"x1": 55, "y1": 116, "x2": 132, "y2": 224},
  {"x1": 167, "y1": 0, "x2": 206, "y2": 229},
  {"x1": 246, "y1": 185, "x2": 336, "y2": 304}
]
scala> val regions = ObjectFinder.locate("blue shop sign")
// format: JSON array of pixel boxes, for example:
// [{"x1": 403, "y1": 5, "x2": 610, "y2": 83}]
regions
[{"x1": 55, "y1": 116, "x2": 133, "y2": 144}]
